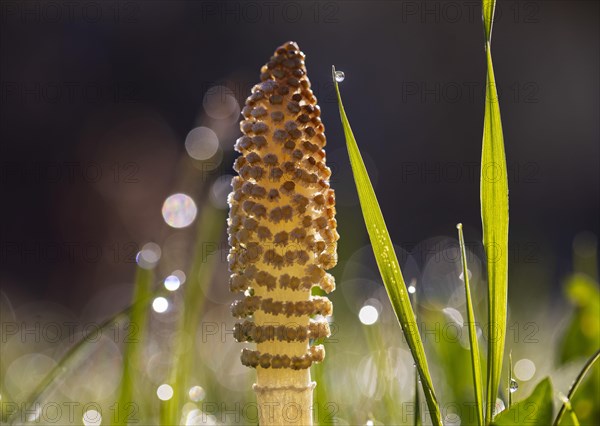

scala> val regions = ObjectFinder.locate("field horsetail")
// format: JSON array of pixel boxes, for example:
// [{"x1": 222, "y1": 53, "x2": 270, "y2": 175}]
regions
[{"x1": 227, "y1": 41, "x2": 338, "y2": 425}]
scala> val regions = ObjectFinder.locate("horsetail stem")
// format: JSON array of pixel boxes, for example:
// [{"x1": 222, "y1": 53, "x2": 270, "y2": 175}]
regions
[{"x1": 227, "y1": 41, "x2": 338, "y2": 425}]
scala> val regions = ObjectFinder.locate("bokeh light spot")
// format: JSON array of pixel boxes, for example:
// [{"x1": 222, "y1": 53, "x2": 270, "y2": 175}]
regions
[
  {"x1": 203, "y1": 85, "x2": 239, "y2": 119},
  {"x1": 164, "y1": 275, "x2": 181, "y2": 291},
  {"x1": 359, "y1": 305, "x2": 379, "y2": 325},
  {"x1": 162, "y1": 193, "x2": 197, "y2": 228},
  {"x1": 152, "y1": 297, "x2": 169, "y2": 313},
  {"x1": 514, "y1": 358, "x2": 536, "y2": 381},
  {"x1": 157, "y1": 384, "x2": 174, "y2": 401},
  {"x1": 185, "y1": 127, "x2": 219, "y2": 161},
  {"x1": 136, "y1": 242, "x2": 162, "y2": 269},
  {"x1": 83, "y1": 409, "x2": 102, "y2": 426}
]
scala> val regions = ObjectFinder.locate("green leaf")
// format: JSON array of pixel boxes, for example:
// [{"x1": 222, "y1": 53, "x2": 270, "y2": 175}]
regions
[
  {"x1": 332, "y1": 66, "x2": 442, "y2": 426},
  {"x1": 457, "y1": 223, "x2": 485, "y2": 426},
  {"x1": 481, "y1": 39, "x2": 510, "y2": 424},
  {"x1": 492, "y1": 378, "x2": 554, "y2": 425}
]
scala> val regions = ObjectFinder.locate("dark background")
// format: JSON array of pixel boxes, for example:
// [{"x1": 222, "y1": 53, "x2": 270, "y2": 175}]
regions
[{"x1": 1, "y1": 0, "x2": 598, "y2": 312}]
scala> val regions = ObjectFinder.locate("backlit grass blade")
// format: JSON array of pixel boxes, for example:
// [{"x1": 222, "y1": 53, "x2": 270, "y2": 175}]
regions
[
  {"x1": 480, "y1": 0, "x2": 509, "y2": 420},
  {"x1": 508, "y1": 351, "x2": 513, "y2": 408},
  {"x1": 333, "y1": 66, "x2": 442, "y2": 426},
  {"x1": 162, "y1": 204, "x2": 225, "y2": 425},
  {"x1": 482, "y1": 0, "x2": 497, "y2": 43},
  {"x1": 554, "y1": 349, "x2": 600, "y2": 425},
  {"x1": 457, "y1": 223, "x2": 484, "y2": 426},
  {"x1": 115, "y1": 265, "x2": 154, "y2": 426}
]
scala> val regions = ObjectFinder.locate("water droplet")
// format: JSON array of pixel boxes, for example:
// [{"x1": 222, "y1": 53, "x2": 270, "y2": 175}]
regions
[
  {"x1": 459, "y1": 269, "x2": 472, "y2": 281},
  {"x1": 334, "y1": 70, "x2": 345, "y2": 82},
  {"x1": 408, "y1": 285, "x2": 416, "y2": 294},
  {"x1": 509, "y1": 379, "x2": 518, "y2": 392},
  {"x1": 189, "y1": 385, "x2": 206, "y2": 402},
  {"x1": 493, "y1": 398, "x2": 505, "y2": 416}
]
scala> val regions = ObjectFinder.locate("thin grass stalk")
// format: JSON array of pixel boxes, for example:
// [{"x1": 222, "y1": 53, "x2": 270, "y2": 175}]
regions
[
  {"x1": 457, "y1": 223, "x2": 484, "y2": 426},
  {"x1": 507, "y1": 351, "x2": 513, "y2": 408},
  {"x1": 162, "y1": 203, "x2": 225, "y2": 425},
  {"x1": 410, "y1": 286, "x2": 422, "y2": 426},
  {"x1": 554, "y1": 349, "x2": 600, "y2": 426},
  {"x1": 115, "y1": 266, "x2": 154, "y2": 426}
]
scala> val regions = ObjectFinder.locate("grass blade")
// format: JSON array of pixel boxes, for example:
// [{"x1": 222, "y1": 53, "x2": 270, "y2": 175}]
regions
[
  {"x1": 115, "y1": 265, "x2": 154, "y2": 426},
  {"x1": 482, "y1": 0, "x2": 497, "y2": 43},
  {"x1": 457, "y1": 223, "x2": 485, "y2": 426},
  {"x1": 161, "y1": 204, "x2": 225, "y2": 425},
  {"x1": 333, "y1": 66, "x2": 442, "y2": 426},
  {"x1": 508, "y1": 351, "x2": 514, "y2": 408},
  {"x1": 480, "y1": 0, "x2": 509, "y2": 419},
  {"x1": 554, "y1": 349, "x2": 600, "y2": 425}
]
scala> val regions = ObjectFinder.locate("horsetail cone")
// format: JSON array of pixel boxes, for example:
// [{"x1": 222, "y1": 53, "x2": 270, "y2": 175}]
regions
[{"x1": 228, "y1": 41, "x2": 338, "y2": 425}]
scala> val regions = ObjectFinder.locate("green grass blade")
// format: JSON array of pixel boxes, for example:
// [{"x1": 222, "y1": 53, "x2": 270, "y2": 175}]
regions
[
  {"x1": 482, "y1": 0, "x2": 497, "y2": 43},
  {"x1": 554, "y1": 349, "x2": 600, "y2": 426},
  {"x1": 508, "y1": 351, "x2": 513, "y2": 408},
  {"x1": 480, "y1": 35, "x2": 509, "y2": 425},
  {"x1": 333, "y1": 66, "x2": 442, "y2": 426},
  {"x1": 414, "y1": 369, "x2": 422, "y2": 426},
  {"x1": 115, "y1": 265, "x2": 154, "y2": 426},
  {"x1": 457, "y1": 223, "x2": 485, "y2": 426},
  {"x1": 409, "y1": 284, "x2": 422, "y2": 426},
  {"x1": 162, "y1": 204, "x2": 225, "y2": 425}
]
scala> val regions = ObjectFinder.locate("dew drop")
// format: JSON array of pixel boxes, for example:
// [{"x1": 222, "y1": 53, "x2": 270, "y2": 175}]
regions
[
  {"x1": 189, "y1": 385, "x2": 206, "y2": 402},
  {"x1": 493, "y1": 398, "x2": 505, "y2": 416},
  {"x1": 334, "y1": 70, "x2": 345, "y2": 82},
  {"x1": 509, "y1": 378, "x2": 518, "y2": 393}
]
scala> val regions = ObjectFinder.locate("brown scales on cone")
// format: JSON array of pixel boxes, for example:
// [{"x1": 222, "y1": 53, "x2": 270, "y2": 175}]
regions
[{"x1": 228, "y1": 41, "x2": 338, "y2": 374}]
